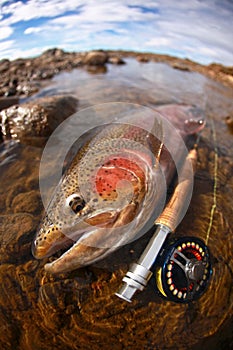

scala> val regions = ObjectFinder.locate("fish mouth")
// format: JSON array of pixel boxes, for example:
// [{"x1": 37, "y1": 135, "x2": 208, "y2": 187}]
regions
[
  {"x1": 44, "y1": 232, "x2": 109, "y2": 274},
  {"x1": 32, "y1": 211, "x2": 120, "y2": 265},
  {"x1": 33, "y1": 205, "x2": 128, "y2": 256},
  {"x1": 32, "y1": 226, "x2": 74, "y2": 260},
  {"x1": 33, "y1": 202, "x2": 141, "y2": 274}
]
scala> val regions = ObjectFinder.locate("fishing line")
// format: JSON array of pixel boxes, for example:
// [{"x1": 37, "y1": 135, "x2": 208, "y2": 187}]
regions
[{"x1": 205, "y1": 118, "x2": 218, "y2": 246}]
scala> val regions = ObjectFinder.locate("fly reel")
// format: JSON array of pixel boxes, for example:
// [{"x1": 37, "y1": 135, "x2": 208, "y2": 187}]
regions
[{"x1": 155, "y1": 237, "x2": 212, "y2": 303}]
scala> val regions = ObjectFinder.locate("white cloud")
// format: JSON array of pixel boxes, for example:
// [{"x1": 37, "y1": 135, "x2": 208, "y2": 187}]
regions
[
  {"x1": 24, "y1": 27, "x2": 42, "y2": 35},
  {"x1": 0, "y1": 0, "x2": 159, "y2": 28},
  {"x1": 183, "y1": 43, "x2": 233, "y2": 65},
  {"x1": 146, "y1": 37, "x2": 172, "y2": 48},
  {"x1": 0, "y1": 0, "x2": 232, "y2": 65},
  {"x1": 1, "y1": 0, "x2": 83, "y2": 24},
  {"x1": 0, "y1": 26, "x2": 13, "y2": 40},
  {"x1": 0, "y1": 39, "x2": 15, "y2": 51}
]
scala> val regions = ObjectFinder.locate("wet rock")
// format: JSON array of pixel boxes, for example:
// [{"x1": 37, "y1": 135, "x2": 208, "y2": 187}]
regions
[
  {"x1": 32, "y1": 50, "x2": 84, "y2": 79},
  {"x1": 70, "y1": 55, "x2": 84, "y2": 68},
  {"x1": 209, "y1": 63, "x2": 233, "y2": 76},
  {"x1": 4, "y1": 78, "x2": 18, "y2": 97},
  {"x1": 0, "y1": 95, "x2": 78, "y2": 143},
  {"x1": 108, "y1": 56, "x2": 126, "y2": 65},
  {"x1": 172, "y1": 62, "x2": 191, "y2": 71},
  {"x1": 0, "y1": 59, "x2": 10, "y2": 73},
  {"x1": 84, "y1": 51, "x2": 108, "y2": 66},
  {"x1": 36, "y1": 69, "x2": 55, "y2": 80},
  {"x1": 137, "y1": 55, "x2": 150, "y2": 63},
  {"x1": 4, "y1": 86, "x2": 17, "y2": 97},
  {"x1": 41, "y1": 48, "x2": 66, "y2": 59},
  {"x1": 11, "y1": 58, "x2": 26, "y2": 70},
  {"x1": 0, "y1": 96, "x2": 19, "y2": 111},
  {"x1": 16, "y1": 81, "x2": 40, "y2": 96}
]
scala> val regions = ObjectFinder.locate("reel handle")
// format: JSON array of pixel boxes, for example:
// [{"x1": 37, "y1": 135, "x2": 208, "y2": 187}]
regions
[{"x1": 156, "y1": 149, "x2": 197, "y2": 232}]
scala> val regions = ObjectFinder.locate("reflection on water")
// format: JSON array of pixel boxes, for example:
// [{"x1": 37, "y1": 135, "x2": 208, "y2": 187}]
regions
[
  {"x1": 31, "y1": 59, "x2": 208, "y2": 109},
  {"x1": 0, "y1": 58, "x2": 233, "y2": 350}
]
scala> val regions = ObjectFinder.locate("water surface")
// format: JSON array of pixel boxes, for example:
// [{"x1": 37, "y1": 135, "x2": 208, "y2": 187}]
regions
[{"x1": 0, "y1": 58, "x2": 233, "y2": 350}]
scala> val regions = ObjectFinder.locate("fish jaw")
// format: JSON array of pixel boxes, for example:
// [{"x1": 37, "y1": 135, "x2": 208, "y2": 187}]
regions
[
  {"x1": 32, "y1": 224, "x2": 73, "y2": 259},
  {"x1": 32, "y1": 211, "x2": 115, "y2": 260},
  {"x1": 32, "y1": 177, "x2": 144, "y2": 270},
  {"x1": 44, "y1": 230, "x2": 107, "y2": 274},
  {"x1": 43, "y1": 201, "x2": 141, "y2": 274}
]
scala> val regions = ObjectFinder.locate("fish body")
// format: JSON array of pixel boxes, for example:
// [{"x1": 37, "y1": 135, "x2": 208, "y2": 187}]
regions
[{"x1": 32, "y1": 105, "x2": 205, "y2": 274}]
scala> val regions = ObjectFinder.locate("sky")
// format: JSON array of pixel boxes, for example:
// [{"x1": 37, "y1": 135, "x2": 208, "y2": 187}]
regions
[{"x1": 0, "y1": 0, "x2": 232, "y2": 66}]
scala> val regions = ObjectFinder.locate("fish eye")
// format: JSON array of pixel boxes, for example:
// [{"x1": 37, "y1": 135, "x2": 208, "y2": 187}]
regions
[{"x1": 65, "y1": 194, "x2": 86, "y2": 214}]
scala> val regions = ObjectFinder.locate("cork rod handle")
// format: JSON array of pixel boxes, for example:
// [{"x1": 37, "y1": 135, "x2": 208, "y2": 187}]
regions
[{"x1": 155, "y1": 148, "x2": 197, "y2": 232}]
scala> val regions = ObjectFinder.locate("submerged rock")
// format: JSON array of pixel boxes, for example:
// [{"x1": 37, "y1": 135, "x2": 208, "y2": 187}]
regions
[
  {"x1": 0, "y1": 97, "x2": 19, "y2": 111},
  {"x1": 0, "y1": 213, "x2": 36, "y2": 262},
  {"x1": 137, "y1": 55, "x2": 150, "y2": 63},
  {"x1": 86, "y1": 65, "x2": 108, "y2": 74},
  {"x1": 108, "y1": 56, "x2": 126, "y2": 65},
  {"x1": 172, "y1": 62, "x2": 191, "y2": 71},
  {"x1": 0, "y1": 95, "x2": 78, "y2": 144}
]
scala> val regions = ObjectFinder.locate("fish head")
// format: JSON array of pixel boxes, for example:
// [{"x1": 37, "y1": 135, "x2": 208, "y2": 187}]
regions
[{"x1": 32, "y1": 127, "x2": 161, "y2": 272}]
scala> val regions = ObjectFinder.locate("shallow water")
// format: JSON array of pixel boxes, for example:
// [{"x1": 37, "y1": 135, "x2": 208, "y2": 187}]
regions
[
  {"x1": 0, "y1": 58, "x2": 233, "y2": 350},
  {"x1": 32, "y1": 59, "x2": 208, "y2": 108}
]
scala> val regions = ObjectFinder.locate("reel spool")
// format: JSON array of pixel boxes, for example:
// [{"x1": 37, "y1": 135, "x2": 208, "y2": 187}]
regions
[{"x1": 155, "y1": 237, "x2": 212, "y2": 303}]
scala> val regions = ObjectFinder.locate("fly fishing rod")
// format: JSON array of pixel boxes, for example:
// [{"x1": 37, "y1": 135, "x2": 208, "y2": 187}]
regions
[{"x1": 116, "y1": 148, "x2": 212, "y2": 303}]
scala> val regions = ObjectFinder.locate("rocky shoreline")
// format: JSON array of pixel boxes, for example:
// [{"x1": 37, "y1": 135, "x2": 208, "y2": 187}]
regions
[
  {"x1": 1, "y1": 48, "x2": 233, "y2": 146},
  {"x1": 0, "y1": 49, "x2": 232, "y2": 103}
]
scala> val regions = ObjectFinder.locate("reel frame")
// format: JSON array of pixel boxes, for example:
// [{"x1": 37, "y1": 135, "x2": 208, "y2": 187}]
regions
[{"x1": 155, "y1": 236, "x2": 212, "y2": 303}]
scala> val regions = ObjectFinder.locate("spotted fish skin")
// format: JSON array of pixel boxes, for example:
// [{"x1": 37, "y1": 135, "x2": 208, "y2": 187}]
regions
[{"x1": 32, "y1": 105, "x2": 205, "y2": 274}]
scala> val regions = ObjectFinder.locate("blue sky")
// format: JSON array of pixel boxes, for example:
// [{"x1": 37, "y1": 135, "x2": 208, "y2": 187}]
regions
[{"x1": 0, "y1": 0, "x2": 232, "y2": 65}]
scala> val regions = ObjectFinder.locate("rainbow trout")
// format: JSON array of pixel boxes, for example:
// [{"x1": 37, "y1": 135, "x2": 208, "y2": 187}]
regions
[{"x1": 32, "y1": 105, "x2": 205, "y2": 274}]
